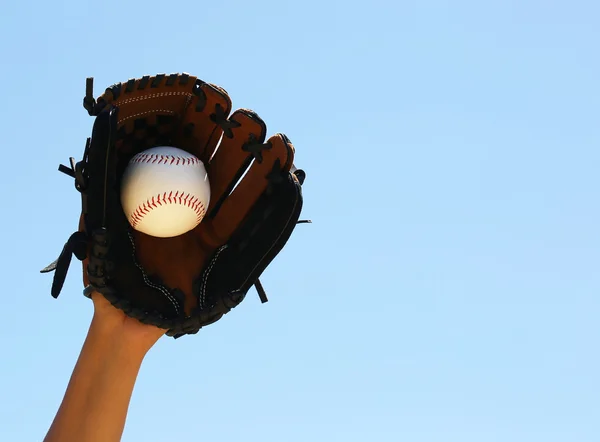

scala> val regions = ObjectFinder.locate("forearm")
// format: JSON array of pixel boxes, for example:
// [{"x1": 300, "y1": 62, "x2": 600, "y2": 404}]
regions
[{"x1": 44, "y1": 316, "x2": 148, "y2": 442}]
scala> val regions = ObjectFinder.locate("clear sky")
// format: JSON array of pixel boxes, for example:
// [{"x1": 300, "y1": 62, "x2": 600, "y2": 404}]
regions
[{"x1": 1, "y1": 1, "x2": 598, "y2": 441}]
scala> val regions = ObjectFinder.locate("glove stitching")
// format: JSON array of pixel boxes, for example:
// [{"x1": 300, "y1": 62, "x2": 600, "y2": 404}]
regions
[
  {"x1": 116, "y1": 92, "x2": 192, "y2": 106},
  {"x1": 119, "y1": 109, "x2": 177, "y2": 123},
  {"x1": 127, "y1": 232, "x2": 181, "y2": 316},
  {"x1": 200, "y1": 245, "x2": 227, "y2": 309}
]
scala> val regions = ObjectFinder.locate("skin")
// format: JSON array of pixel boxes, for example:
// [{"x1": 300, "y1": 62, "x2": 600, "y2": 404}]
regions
[{"x1": 43, "y1": 293, "x2": 165, "y2": 442}]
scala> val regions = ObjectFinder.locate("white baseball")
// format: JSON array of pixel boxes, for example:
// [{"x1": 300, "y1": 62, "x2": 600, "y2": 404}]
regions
[{"x1": 120, "y1": 146, "x2": 211, "y2": 238}]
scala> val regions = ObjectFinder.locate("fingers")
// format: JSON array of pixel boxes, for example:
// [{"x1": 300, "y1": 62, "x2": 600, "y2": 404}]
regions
[{"x1": 176, "y1": 80, "x2": 232, "y2": 163}]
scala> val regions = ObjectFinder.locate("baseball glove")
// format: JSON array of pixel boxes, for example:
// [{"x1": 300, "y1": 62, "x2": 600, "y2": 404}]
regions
[{"x1": 41, "y1": 73, "x2": 308, "y2": 338}]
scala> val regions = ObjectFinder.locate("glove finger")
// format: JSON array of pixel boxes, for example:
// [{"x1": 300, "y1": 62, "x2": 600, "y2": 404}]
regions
[
  {"x1": 204, "y1": 109, "x2": 267, "y2": 222},
  {"x1": 175, "y1": 80, "x2": 232, "y2": 163},
  {"x1": 208, "y1": 133, "x2": 295, "y2": 243}
]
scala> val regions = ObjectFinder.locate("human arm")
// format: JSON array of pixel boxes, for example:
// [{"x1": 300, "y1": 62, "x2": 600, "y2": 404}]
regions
[{"x1": 43, "y1": 293, "x2": 165, "y2": 442}]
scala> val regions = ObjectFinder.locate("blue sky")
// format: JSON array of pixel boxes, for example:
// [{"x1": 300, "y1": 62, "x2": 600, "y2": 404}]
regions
[{"x1": 1, "y1": 0, "x2": 599, "y2": 441}]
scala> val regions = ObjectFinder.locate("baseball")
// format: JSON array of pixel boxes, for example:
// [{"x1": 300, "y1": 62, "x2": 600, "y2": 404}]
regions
[{"x1": 120, "y1": 146, "x2": 211, "y2": 238}]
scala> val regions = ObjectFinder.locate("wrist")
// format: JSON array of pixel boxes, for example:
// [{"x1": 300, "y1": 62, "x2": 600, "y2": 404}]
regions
[
  {"x1": 88, "y1": 314, "x2": 161, "y2": 360},
  {"x1": 89, "y1": 291, "x2": 166, "y2": 356}
]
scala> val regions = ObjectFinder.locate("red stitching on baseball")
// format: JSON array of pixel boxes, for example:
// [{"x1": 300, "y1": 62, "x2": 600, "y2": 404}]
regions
[
  {"x1": 129, "y1": 191, "x2": 207, "y2": 229},
  {"x1": 131, "y1": 153, "x2": 201, "y2": 166}
]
